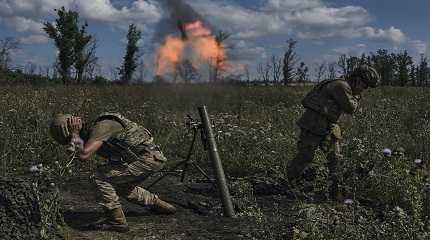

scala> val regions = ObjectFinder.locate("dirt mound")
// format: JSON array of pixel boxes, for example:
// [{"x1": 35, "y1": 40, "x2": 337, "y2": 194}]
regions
[
  {"x1": 0, "y1": 177, "x2": 41, "y2": 239},
  {"x1": 0, "y1": 176, "x2": 64, "y2": 240}
]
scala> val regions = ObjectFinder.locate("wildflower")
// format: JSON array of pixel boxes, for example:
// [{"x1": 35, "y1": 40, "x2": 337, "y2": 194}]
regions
[
  {"x1": 252, "y1": 136, "x2": 258, "y2": 140},
  {"x1": 344, "y1": 199, "x2": 354, "y2": 205},
  {"x1": 54, "y1": 161, "x2": 60, "y2": 166},
  {"x1": 414, "y1": 159, "x2": 423, "y2": 164},
  {"x1": 50, "y1": 183, "x2": 55, "y2": 187},
  {"x1": 382, "y1": 148, "x2": 392, "y2": 157},
  {"x1": 394, "y1": 206, "x2": 403, "y2": 212},
  {"x1": 37, "y1": 163, "x2": 43, "y2": 169},
  {"x1": 68, "y1": 169, "x2": 73, "y2": 174},
  {"x1": 29, "y1": 165, "x2": 39, "y2": 173}
]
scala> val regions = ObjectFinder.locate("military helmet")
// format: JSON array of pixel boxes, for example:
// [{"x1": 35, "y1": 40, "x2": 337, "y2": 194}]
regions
[
  {"x1": 350, "y1": 65, "x2": 380, "y2": 88},
  {"x1": 49, "y1": 113, "x2": 72, "y2": 145}
]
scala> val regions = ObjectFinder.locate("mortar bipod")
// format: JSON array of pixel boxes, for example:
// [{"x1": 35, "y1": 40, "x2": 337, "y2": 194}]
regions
[
  {"x1": 145, "y1": 114, "x2": 213, "y2": 189},
  {"x1": 145, "y1": 106, "x2": 235, "y2": 218}
]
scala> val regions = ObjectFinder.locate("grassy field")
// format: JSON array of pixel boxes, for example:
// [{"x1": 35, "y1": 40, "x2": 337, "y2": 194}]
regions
[{"x1": 1, "y1": 84, "x2": 430, "y2": 239}]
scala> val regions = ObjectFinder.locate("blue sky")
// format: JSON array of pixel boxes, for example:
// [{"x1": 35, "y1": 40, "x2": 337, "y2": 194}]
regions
[{"x1": 0, "y1": 0, "x2": 428, "y2": 80}]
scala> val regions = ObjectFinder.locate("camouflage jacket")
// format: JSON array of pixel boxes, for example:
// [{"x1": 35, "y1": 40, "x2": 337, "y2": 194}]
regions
[
  {"x1": 93, "y1": 113, "x2": 167, "y2": 174},
  {"x1": 297, "y1": 79, "x2": 360, "y2": 137}
]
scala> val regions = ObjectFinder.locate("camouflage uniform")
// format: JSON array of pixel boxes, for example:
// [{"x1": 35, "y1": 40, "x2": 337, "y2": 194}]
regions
[
  {"x1": 287, "y1": 79, "x2": 360, "y2": 199},
  {"x1": 87, "y1": 113, "x2": 167, "y2": 210}
]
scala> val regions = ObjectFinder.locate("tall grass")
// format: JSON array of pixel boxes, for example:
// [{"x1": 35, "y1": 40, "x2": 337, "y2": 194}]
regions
[{"x1": 1, "y1": 84, "x2": 429, "y2": 238}]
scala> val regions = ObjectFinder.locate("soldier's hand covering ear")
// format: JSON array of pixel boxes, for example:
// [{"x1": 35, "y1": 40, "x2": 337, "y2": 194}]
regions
[{"x1": 67, "y1": 116, "x2": 82, "y2": 135}]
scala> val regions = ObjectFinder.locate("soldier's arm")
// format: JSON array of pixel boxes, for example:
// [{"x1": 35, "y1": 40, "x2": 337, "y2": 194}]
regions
[
  {"x1": 76, "y1": 120, "x2": 123, "y2": 161},
  {"x1": 70, "y1": 133, "x2": 103, "y2": 161},
  {"x1": 80, "y1": 140, "x2": 103, "y2": 161},
  {"x1": 331, "y1": 82, "x2": 359, "y2": 114}
]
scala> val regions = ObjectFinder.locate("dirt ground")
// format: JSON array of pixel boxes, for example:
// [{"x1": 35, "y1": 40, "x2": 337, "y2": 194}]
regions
[{"x1": 60, "y1": 172, "x2": 293, "y2": 240}]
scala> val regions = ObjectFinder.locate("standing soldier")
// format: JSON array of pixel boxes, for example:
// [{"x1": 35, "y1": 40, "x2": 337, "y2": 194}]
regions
[
  {"x1": 287, "y1": 65, "x2": 380, "y2": 201},
  {"x1": 50, "y1": 112, "x2": 176, "y2": 233}
]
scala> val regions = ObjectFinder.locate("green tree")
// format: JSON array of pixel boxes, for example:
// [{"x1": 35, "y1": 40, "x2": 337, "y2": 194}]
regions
[
  {"x1": 43, "y1": 7, "x2": 79, "y2": 85},
  {"x1": 417, "y1": 54, "x2": 429, "y2": 87},
  {"x1": 370, "y1": 49, "x2": 396, "y2": 86},
  {"x1": 394, "y1": 50, "x2": 413, "y2": 86},
  {"x1": 409, "y1": 64, "x2": 417, "y2": 86},
  {"x1": 119, "y1": 24, "x2": 142, "y2": 84},
  {"x1": 74, "y1": 23, "x2": 93, "y2": 84}
]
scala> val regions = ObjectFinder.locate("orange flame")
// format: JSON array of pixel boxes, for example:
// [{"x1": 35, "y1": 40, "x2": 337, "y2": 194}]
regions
[
  {"x1": 155, "y1": 35, "x2": 185, "y2": 76},
  {"x1": 155, "y1": 21, "x2": 227, "y2": 77}
]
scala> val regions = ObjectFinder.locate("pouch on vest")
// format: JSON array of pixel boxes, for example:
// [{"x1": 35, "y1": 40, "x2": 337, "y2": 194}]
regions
[
  {"x1": 302, "y1": 79, "x2": 342, "y2": 123},
  {"x1": 105, "y1": 138, "x2": 167, "y2": 164},
  {"x1": 301, "y1": 79, "x2": 337, "y2": 112}
]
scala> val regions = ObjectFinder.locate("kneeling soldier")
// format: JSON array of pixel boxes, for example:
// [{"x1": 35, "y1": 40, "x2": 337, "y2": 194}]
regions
[
  {"x1": 287, "y1": 65, "x2": 380, "y2": 201},
  {"x1": 50, "y1": 112, "x2": 176, "y2": 232}
]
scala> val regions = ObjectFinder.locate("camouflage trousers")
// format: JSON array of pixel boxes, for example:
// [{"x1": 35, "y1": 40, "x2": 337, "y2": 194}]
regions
[
  {"x1": 287, "y1": 128, "x2": 343, "y2": 199},
  {"x1": 92, "y1": 155, "x2": 166, "y2": 211}
]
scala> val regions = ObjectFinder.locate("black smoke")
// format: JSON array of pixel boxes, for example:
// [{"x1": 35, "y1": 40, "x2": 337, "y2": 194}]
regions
[{"x1": 153, "y1": 0, "x2": 214, "y2": 42}]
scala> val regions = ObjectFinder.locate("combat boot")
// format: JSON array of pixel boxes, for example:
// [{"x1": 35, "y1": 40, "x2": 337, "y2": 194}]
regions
[
  {"x1": 84, "y1": 208, "x2": 129, "y2": 233},
  {"x1": 150, "y1": 198, "x2": 177, "y2": 214}
]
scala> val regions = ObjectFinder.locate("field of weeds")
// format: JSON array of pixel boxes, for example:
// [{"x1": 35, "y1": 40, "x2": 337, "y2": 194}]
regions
[{"x1": 1, "y1": 84, "x2": 430, "y2": 239}]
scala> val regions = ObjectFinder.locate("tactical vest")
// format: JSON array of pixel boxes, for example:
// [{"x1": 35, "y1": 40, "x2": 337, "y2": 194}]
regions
[
  {"x1": 301, "y1": 79, "x2": 343, "y2": 123},
  {"x1": 94, "y1": 113, "x2": 167, "y2": 166}
]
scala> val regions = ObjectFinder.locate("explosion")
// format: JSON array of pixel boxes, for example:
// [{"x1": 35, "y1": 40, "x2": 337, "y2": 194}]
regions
[
  {"x1": 155, "y1": 21, "x2": 226, "y2": 78},
  {"x1": 155, "y1": 36, "x2": 185, "y2": 76}
]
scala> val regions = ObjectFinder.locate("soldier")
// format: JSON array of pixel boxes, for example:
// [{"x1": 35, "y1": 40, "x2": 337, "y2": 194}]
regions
[
  {"x1": 49, "y1": 112, "x2": 176, "y2": 233},
  {"x1": 287, "y1": 65, "x2": 380, "y2": 201}
]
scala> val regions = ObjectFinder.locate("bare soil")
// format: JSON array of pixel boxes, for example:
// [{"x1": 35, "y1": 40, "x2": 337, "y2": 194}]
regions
[{"x1": 61, "y1": 172, "x2": 293, "y2": 240}]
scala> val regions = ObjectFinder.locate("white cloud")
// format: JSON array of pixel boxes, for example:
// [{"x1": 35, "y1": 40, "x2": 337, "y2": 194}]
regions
[
  {"x1": 5, "y1": 16, "x2": 45, "y2": 34},
  {"x1": 333, "y1": 43, "x2": 369, "y2": 56},
  {"x1": 264, "y1": 0, "x2": 322, "y2": 10},
  {"x1": 232, "y1": 40, "x2": 267, "y2": 59},
  {"x1": 19, "y1": 34, "x2": 49, "y2": 44},
  {"x1": 358, "y1": 26, "x2": 406, "y2": 44},
  {"x1": 410, "y1": 40, "x2": 428, "y2": 54},
  {"x1": 188, "y1": 0, "x2": 286, "y2": 39},
  {"x1": 187, "y1": 0, "x2": 407, "y2": 44},
  {"x1": 0, "y1": 0, "x2": 164, "y2": 34}
]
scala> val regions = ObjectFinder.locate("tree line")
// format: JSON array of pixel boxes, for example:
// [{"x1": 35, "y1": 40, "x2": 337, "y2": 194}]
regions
[
  {"x1": 0, "y1": 6, "x2": 429, "y2": 87},
  {"x1": 0, "y1": 7, "x2": 141, "y2": 85},
  {"x1": 254, "y1": 39, "x2": 430, "y2": 87}
]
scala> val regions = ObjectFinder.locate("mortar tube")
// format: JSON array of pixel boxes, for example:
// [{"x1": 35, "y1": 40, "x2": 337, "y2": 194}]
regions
[{"x1": 198, "y1": 106, "x2": 236, "y2": 218}]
